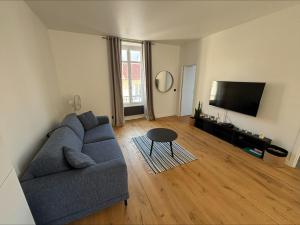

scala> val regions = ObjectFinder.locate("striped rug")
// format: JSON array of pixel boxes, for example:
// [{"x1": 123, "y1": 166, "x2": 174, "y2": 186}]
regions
[{"x1": 132, "y1": 135, "x2": 197, "y2": 174}]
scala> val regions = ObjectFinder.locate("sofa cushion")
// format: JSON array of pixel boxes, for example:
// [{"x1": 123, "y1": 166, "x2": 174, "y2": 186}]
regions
[
  {"x1": 82, "y1": 139, "x2": 124, "y2": 163},
  {"x1": 30, "y1": 127, "x2": 83, "y2": 177},
  {"x1": 96, "y1": 116, "x2": 110, "y2": 125},
  {"x1": 61, "y1": 113, "x2": 84, "y2": 140},
  {"x1": 84, "y1": 123, "x2": 115, "y2": 144},
  {"x1": 78, "y1": 111, "x2": 98, "y2": 131},
  {"x1": 64, "y1": 147, "x2": 96, "y2": 168},
  {"x1": 20, "y1": 169, "x2": 34, "y2": 182}
]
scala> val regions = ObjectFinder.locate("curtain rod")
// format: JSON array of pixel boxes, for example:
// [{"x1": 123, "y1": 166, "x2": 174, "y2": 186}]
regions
[
  {"x1": 101, "y1": 36, "x2": 155, "y2": 45},
  {"x1": 101, "y1": 36, "x2": 142, "y2": 43}
]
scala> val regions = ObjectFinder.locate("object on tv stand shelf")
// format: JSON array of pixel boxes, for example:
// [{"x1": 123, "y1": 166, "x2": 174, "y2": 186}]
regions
[
  {"x1": 253, "y1": 148, "x2": 263, "y2": 154},
  {"x1": 216, "y1": 113, "x2": 220, "y2": 123},
  {"x1": 219, "y1": 122, "x2": 234, "y2": 128},
  {"x1": 194, "y1": 116, "x2": 272, "y2": 159},
  {"x1": 243, "y1": 147, "x2": 263, "y2": 158},
  {"x1": 194, "y1": 101, "x2": 202, "y2": 120}
]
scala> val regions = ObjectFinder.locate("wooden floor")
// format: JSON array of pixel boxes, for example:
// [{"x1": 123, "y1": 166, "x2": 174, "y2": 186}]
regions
[{"x1": 72, "y1": 116, "x2": 300, "y2": 225}]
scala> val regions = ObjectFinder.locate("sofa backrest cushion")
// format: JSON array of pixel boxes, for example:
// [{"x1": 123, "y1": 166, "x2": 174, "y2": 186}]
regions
[
  {"x1": 78, "y1": 111, "x2": 99, "y2": 131},
  {"x1": 61, "y1": 113, "x2": 84, "y2": 140},
  {"x1": 30, "y1": 127, "x2": 83, "y2": 177}
]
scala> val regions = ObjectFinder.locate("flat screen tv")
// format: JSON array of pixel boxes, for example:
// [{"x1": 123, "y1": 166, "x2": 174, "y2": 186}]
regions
[{"x1": 209, "y1": 81, "x2": 266, "y2": 116}]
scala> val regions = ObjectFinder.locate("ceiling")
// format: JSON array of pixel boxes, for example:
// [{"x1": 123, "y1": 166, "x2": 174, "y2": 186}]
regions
[{"x1": 27, "y1": 1, "x2": 299, "y2": 42}]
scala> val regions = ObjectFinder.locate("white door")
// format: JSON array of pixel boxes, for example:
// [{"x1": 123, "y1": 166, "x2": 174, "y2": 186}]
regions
[{"x1": 180, "y1": 65, "x2": 196, "y2": 116}]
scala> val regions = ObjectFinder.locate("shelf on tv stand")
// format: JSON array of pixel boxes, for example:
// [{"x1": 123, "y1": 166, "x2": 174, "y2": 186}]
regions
[{"x1": 194, "y1": 117, "x2": 272, "y2": 158}]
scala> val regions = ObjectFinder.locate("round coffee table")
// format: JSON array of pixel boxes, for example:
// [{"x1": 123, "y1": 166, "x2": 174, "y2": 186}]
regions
[{"x1": 146, "y1": 128, "x2": 178, "y2": 157}]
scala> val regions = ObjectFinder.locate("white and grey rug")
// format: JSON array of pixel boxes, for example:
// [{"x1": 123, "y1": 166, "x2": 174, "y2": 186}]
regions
[{"x1": 132, "y1": 135, "x2": 197, "y2": 174}]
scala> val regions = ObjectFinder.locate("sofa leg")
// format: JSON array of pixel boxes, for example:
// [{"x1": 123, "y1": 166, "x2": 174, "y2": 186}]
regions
[{"x1": 124, "y1": 200, "x2": 128, "y2": 206}]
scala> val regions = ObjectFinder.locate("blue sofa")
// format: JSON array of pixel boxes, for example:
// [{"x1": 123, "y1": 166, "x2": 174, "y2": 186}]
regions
[{"x1": 20, "y1": 113, "x2": 129, "y2": 225}]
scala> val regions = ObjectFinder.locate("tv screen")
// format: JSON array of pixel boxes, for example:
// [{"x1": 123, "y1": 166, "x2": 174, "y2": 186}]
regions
[{"x1": 209, "y1": 81, "x2": 265, "y2": 116}]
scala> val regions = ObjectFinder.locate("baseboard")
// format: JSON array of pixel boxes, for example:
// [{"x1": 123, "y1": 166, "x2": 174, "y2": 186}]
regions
[{"x1": 155, "y1": 113, "x2": 177, "y2": 119}]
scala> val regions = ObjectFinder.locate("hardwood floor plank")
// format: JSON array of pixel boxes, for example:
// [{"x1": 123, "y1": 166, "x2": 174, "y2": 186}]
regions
[{"x1": 71, "y1": 116, "x2": 300, "y2": 225}]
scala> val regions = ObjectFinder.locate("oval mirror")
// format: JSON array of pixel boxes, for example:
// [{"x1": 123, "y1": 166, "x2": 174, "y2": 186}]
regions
[{"x1": 155, "y1": 71, "x2": 174, "y2": 93}]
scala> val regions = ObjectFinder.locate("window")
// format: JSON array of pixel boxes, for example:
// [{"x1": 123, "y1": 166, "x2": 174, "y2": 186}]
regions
[{"x1": 121, "y1": 43, "x2": 143, "y2": 106}]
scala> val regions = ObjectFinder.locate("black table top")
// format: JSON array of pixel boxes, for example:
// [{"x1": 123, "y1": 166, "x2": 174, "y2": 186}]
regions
[{"x1": 147, "y1": 128, "x2": 177, "y2": 142}]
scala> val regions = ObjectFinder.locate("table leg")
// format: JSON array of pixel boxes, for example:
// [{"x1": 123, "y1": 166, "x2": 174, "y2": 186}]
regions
[
  {"x1": 150, "y1": 140, "x2": 154, "y2": 156},
  {"x1": 170, "y1": 142, "x2": 174, "y2": 157}
]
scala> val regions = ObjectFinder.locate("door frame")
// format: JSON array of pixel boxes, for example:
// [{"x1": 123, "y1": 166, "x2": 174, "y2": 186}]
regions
[
  {"x1": 178, "y1": 64, "x2": 197, "y2": 117},
  {"x1": 290, "y1": 127, "x2": 300, "y2": 167}
]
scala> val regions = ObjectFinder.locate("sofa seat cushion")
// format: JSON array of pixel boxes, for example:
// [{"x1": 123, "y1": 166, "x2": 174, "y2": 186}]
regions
[
  {"x1": 61, "y1": 113, "x2": 85, "y2": 140},
  {"x1": 30, "y1": 127, "x2": 83, "y2": 177},
  {"x1": 84, "y1": 124, "x2": 115, "y2": 144},
  {"x1": 82, "y1": 139, "x2": 124, "y2": 164}
]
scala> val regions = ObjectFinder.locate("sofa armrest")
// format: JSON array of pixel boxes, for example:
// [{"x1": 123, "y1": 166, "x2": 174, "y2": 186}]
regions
[
  {"x1": 96, "y1": 116, "x2": 109, "y2": 125},
  {"x1": 21, "y1": 158, "x2": 128, "y2": 225}
]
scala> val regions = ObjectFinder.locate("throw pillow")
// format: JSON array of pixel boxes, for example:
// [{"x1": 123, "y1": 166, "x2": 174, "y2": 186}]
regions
[
  {"x1": 78, "y1": 111, "x2": 98, "y2": 131},
  {"x1": 63, "y1": 147, "x2": 96, "y2": 169}
]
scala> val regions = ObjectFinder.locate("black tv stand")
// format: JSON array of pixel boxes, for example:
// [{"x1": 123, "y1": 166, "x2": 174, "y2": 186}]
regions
[
  {"x1": 218, "y1": 122, "x2": 234, "y2": 128},
  {"x1": 194, "y1": 116, "x2": 272, "y2": 158}
]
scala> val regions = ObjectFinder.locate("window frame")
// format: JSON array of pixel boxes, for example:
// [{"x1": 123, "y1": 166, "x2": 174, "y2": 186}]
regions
[{"x1": 121, "y1": 43, "x2": 144, "y2": 107}]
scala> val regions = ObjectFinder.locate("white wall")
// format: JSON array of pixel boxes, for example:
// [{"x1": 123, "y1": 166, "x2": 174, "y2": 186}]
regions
[
  {"x1": 0, "y1": 1, "x2": 63, "y2": 175},
  {"x1": 180, "y1": 41, "x2": 200, "y2": 66},
  {"x1": 49, "y1": 31, "x2": 181, "y2": 119},
  {"x1": 152, "y1": 43, "x2": 180, "y2": 118},
  {"x1": 49, "y1": 30, "x2": 112, "y2": 118},
  {"x1": 194, "y1": 5, "x2": 300, "y2": 165}
]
